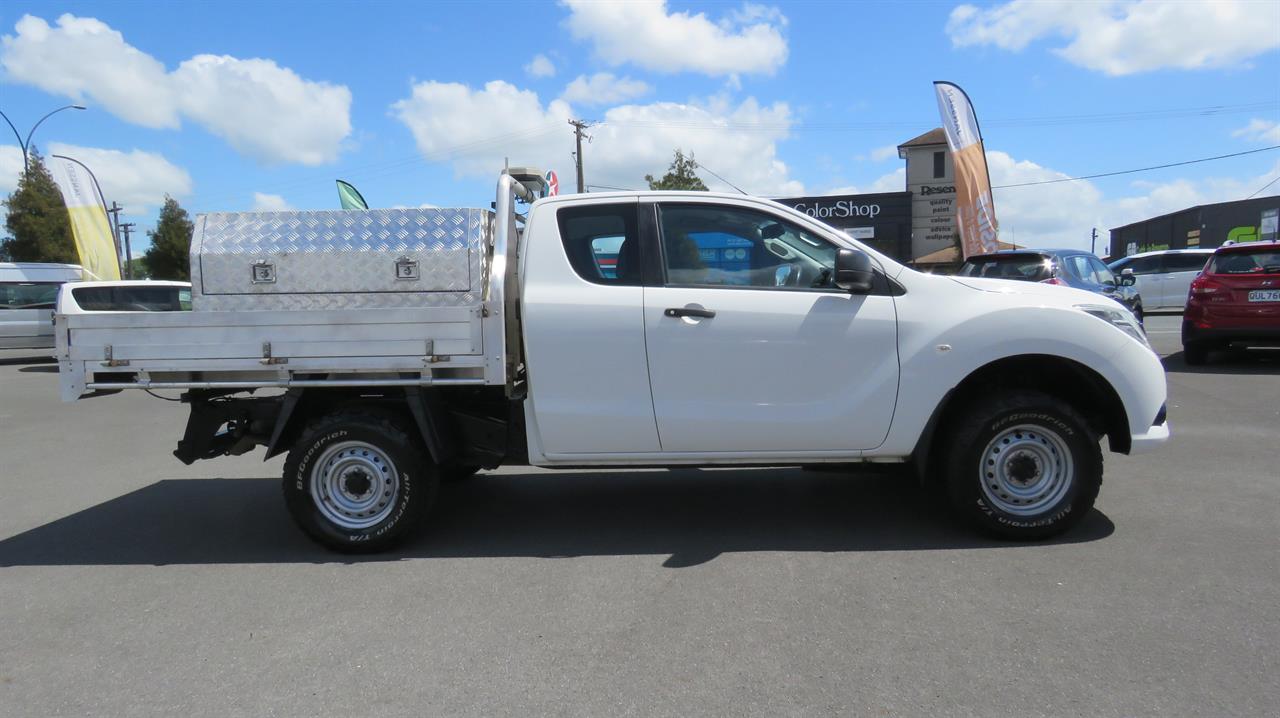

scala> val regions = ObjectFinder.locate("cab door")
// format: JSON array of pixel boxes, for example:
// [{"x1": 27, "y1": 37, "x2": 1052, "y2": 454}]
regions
[
  {"x1": 521, "y1": 198, "x2": 662, "y2": 456},
  {"x1": 642, "y1": 201, "x2": 899, "y2": 454}
]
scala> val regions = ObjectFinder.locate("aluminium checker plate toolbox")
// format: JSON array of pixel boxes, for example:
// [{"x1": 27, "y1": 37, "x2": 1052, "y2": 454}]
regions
[{"x1": 190, "y1": 207, "x2": 493, "y2": 311}]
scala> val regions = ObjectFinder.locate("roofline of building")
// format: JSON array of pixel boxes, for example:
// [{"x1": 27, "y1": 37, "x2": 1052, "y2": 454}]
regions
[{"x1": 1109, "y1": 194, "x2": 1278, "y2": 233}]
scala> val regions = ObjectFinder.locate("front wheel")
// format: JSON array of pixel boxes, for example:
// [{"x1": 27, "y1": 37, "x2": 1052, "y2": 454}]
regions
[
  {"x1": 939, "y1": 391, "x2": 1102, "y2": 540},
  {"x1": 283, "y1": 411, "x2": 437, "y2": 552}
]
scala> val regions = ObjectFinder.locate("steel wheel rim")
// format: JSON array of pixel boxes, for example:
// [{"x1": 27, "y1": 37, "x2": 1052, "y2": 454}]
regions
[
  {"x1": 979, "y1": 424, "x2": 1074, "y2": 516},
  {"x1": 310, "y1": 441, "x2": 400, "y2": 530}
]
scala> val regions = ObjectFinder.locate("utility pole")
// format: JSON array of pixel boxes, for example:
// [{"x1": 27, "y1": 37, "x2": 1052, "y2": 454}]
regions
[
  {"x1": 1091, "y1": 227, "x2": 1098, "y2": 255},
  {"x1": 106, "y1": 201, "x2": 124, "y2": 267},
  {"x1": 119, "y1": 223, "x2": 136, "y2": 279},
  {"x1": 568, "y1": 119, "x2": 591, "y2": 193}
]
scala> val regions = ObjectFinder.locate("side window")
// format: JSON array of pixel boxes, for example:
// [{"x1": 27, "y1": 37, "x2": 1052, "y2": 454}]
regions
[
  {"x1": 1090, "y1": 257, "x2": 1117, "y2": 285},
  {"x1": 0, "y1": 282, "x2": 61, "y2": 309},
  {"x1": 657, "y1": 204, "x2": 839, "y2": 290},
  {"x1": 1065, "y1": 255, "x2": 1094, "y2": 282},
  {"x1": 1127, "y1": 256, "x2": 1160, "y2": 275},
  {"x1": 557, "y1": 203, "x2": 641, "y2": 286},
  {"x1": 1166, "y1": 253, "x2": 1209, "y2": 272}
]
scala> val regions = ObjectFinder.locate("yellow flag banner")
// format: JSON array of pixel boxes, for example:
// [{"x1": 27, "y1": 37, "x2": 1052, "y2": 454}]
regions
[
  {"x1": 934, "y1": 81, "x2": 999, "y2": 259},
  {"x1": 49, "y1": 156, "x2": 121, "y2": 281}
]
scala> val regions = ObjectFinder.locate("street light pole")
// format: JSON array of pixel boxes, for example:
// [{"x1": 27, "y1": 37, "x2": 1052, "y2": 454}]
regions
[{"x1": 0, "y1": 104, "x2": 87, "y2": 172}]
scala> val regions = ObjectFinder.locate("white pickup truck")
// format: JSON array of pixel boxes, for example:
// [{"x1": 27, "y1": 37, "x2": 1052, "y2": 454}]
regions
[{"x1": 55, "y1": 170, "x2": 1168, "y2": 551}]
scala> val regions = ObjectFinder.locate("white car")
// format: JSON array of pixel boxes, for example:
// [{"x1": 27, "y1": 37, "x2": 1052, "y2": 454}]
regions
[
  {"x1": 55, "y1": 172, "x2": 1169, "y2": 551},
  {"x1": 1108, "y1": 249, "x2": 1213, "y2": 310},
  {"x1": 0, "y1": 262, "x2": 83, "y2": 350}
]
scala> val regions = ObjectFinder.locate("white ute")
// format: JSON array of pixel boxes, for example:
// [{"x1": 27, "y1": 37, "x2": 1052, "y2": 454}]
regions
[{"x1": 55, "y1": 170, "x2": 1169, "y2": 551}]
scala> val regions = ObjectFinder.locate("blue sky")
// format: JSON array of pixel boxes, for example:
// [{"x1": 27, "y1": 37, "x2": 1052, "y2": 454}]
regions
[{"x1": 2, "y1": 0, "x2": 1278, "y2": 254}]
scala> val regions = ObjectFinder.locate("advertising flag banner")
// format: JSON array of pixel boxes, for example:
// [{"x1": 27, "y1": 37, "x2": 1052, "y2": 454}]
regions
[
  {"x1": 336, "y1": 179, "x2": 369, "y2": 210},
  {"x1": 49, "y1": 156, "x2": 121, "y2": 281},
  {"x1": 933, "y1": 81, "x2": 999, "y2": 258}
]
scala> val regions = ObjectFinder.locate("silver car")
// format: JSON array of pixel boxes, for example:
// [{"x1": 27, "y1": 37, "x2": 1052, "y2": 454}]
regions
[{"x1": 1108, "y1": 249, "x2": 1214, "y2": 311}]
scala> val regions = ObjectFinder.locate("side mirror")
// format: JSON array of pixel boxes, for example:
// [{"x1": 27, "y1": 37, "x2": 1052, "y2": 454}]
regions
[
  {"x1": 834, "y1": 248, "x2": 875, "y2": 294},
  {"x1": 1120, "y1": 268, "x2": 1136, "y2": 286}
]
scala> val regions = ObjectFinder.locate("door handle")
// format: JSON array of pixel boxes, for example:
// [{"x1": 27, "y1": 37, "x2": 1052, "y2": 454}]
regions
[{"x1": 664, "y1": 307, "x2": 716, "y2": 319}]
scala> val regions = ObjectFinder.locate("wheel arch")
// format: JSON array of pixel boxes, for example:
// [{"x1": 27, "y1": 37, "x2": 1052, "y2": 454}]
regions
[
  {"x1": 912, "y1": 354, "x2": 1131, "y2": 480},
  {"x1": 263, "y1": 388, "x2": 454, "y2": 464}
]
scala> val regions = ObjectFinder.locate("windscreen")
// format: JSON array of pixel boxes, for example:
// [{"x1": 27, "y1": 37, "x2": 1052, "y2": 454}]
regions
[
  {"x1": 1208, "y1": 250, "x2": 1280, "y2": 274},
  {"x1": 958, "y1": 255, "x2": 1051, "y2": 281}
]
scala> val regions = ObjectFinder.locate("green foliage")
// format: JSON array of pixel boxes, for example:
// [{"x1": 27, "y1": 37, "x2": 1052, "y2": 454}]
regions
[
  {"x1": 143, "y1": 196, "x2": 194, "y2": 280},
  {"x1": 645, "y1": 149, "x2": 708, "y2": 191},
  {"x1": 1, "y1": 148, "x2": 77, "y2": 263},
  {"x1": 125, "y1": 257, "x2": 150, "y2": 279}
]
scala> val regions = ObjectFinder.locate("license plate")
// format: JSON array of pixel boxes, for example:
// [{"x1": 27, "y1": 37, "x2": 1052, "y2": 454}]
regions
[{"x1": 1248, "y1": 290, "x2": 1280, "y2": 302}]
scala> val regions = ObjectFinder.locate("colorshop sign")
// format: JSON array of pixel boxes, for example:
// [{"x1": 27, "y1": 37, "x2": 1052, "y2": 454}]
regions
[{"x1": 791, "y1": 200, "x2": 881, "y2": 220}]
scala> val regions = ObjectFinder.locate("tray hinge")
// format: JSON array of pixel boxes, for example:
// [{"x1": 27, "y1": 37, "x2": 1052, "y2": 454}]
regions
[
  {"x1": 100, "y1": 344, "x2": 130, "y2": 367},
  {"x1": 423, "y1": 339, "x2": 448, "y2": 364},
  {"x1": 260, "y1": 342, "x2": 288, "y2": 365}
]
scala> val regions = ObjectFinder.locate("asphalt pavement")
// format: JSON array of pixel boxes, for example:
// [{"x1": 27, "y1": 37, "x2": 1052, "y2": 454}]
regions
[{"x1": 1, "y1": 313, "x2": 1277, "y2": 717}]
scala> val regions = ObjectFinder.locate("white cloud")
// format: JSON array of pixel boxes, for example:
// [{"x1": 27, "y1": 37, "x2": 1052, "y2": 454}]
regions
[
  {"x1": 252, "y1": 192, "x2": 291, "y2": 211},
  {"x1": 391, "y1": 80, "x2": 802, "y2": 195},
  {"x1": 562, "y1": 0, "x2": 788, "y2": 76},
  {"x1": 524, "y1": 53, "x2": 556, "y2": 78},
  {"x1": 947, "y1": 0, "x2": 1280, "y2": 75},
  {"x1": 1, "y1": 14, "x2": 352, "y2": 165},
  {"x1": 1233, "y1": 118, "x2": 1280, "y2": 144},
  {"x1": 560, "y1": 73, "x2": 651, "y2": 106},
  {"x1": 47, "y1": 143, "x2": 191, "y2": 211},
  {"x1": 824, "y1": 168, "x2": 906, "y2": 196},
  {"x1": 0, "y1": 146, "x2": 24, "y2": 194},
  {"x1": 869, "y1": 145, "x2": 900, "y2": 162}
]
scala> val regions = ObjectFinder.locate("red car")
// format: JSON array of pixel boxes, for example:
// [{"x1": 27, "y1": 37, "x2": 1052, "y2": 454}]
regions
[{"x1": 1182, "y1": 240, "x2": 1280, "y2": 364}]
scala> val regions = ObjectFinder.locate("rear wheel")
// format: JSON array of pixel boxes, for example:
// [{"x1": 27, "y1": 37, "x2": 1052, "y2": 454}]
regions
[
  {"x1": 939, "y1": 391, "x2": 1102, "y2": 540},
  {"x1": 283, "y1": 411, "x2": 437, "y2": 552}
]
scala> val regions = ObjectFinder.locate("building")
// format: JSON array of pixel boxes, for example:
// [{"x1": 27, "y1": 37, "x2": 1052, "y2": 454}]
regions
[
  {"x1": 772, "y1": 191, "x2": 913, "y2": 260},
  {"x1": 897, "y1": 128, "x2": 959, "y2": 261},
  {"x1": 1109, "y1": 196, "x2": 1280, "y2": 258},
  {"x1": 772, "y1": 127, "x2": 968, "y2": 264}
]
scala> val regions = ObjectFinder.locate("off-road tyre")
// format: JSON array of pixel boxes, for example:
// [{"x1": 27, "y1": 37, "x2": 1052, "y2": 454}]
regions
[
  {"x1": 939, "y1": 391, "x2": 1102, "y2": 540},
  {"x1": 283, "y1": 411, "x2": 437, "y2": 553}
]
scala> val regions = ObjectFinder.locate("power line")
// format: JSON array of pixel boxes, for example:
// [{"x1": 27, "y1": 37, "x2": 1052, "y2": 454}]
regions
[
  {"x1": 1247, "y1": 173, "x2": 1280, "y2": 199},
  {"x1": 693, "y1": 161, "x2": 747, "y2": 194},
  {"x1": 993, "y1": 145, "x2": 1280, "y2": 189},
  {"x1": 600, "y1": 100, "x2": 1278, "y2": 134}
]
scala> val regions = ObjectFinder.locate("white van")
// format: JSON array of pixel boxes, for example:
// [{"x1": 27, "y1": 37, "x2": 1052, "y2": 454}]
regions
[
  {"x1": 1108, "y1": 249, "x2": 1214, "y2": 310},
  {"x1": 0, "y1": 263, "x2": 84, "y2": 350}
]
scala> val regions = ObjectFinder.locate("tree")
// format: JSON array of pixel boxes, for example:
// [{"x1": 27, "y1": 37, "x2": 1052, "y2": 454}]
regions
[
  {"x1": 144, "y1": 196, "x2": 194, "y2": 280},
  {"x1": 645, "y1": 149, "x2": 708, "y2": 191},
  {"x1": 1, "y1": 148, "x2": 77, "y2": 263}
]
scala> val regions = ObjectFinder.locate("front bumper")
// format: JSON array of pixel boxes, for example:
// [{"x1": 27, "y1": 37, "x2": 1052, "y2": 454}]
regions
[{"x1": 1128, "y1": 419, "x2": 1170, "y2": 455}]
